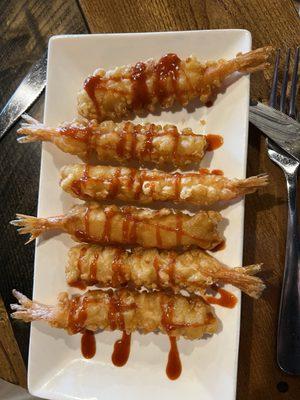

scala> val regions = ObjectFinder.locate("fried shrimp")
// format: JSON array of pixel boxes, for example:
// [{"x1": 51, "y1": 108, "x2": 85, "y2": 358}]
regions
[
  {"x1": 77, "y1": 47, "x2": 272, "y2": 122},
  {"x1": 18, "y1": 116, "x2": 212, "y2": 166},
  {"x1": 60, "y1": 164, "x2": 269, "y2": 206},
  {"x1": 10, "y1": 203, "x2": 223, "y2": 250},
  {"x1": 66, "y1": 244, "x2": 265, "y2": 298},
  {"x1": 11, "y1": 288, "x2": 217, "y2": 339}
]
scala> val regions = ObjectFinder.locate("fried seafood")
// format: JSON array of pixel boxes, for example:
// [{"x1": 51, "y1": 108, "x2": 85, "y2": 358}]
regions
[
  {"x1": 11, "y1": 288, "x2": 217, "y2": 339},
  {"x1": 60, "y1": 164, "x2": 269, "y2": 206},
  {"x1": 77, "y1": 47, "x2": 272, "y2": 122},
  {"x1": 11, "y1": 203, "x2": 222, "y2": 249},
  {"x1": 18, "y1": 116, "x2": 212, "y2": 166},
  {"x1": 66, "y1": 244, "x2": 265, "y2": 298}
]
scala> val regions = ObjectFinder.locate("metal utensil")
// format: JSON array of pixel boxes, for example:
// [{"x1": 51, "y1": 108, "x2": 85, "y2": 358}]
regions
[
  {"x1": 0, "y1": 51, "x2": 47, "y2": 142},
  {"x1": 249, "y1": 101, "x2": 300, "y2": 162},
  {"x1": 266, "y1": 48, "x2": 300, "y2": 375}
]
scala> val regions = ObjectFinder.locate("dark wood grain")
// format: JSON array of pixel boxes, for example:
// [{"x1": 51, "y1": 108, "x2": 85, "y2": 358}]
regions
[
  {"x1": 78, "y1": 1, "x2": 300, "y2": 399},
  {"x1": 0, "y1": 0, "x2": 87, "y2": 369},
  {"x1": 0, "y1": 296, "x2": 26, "y2": 388}
]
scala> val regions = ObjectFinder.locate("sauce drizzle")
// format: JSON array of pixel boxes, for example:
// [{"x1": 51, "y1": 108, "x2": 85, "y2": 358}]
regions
[
  {"x1": 89, "y1": 251, "x2": 99, "y2": 283},
  {"x1": 84, "y1": 205, "x2": 91, "y2": 239},
  {"x1": 112, "y1": 249, "x2": 126, "y2": 286},
  {"x1": 211, "y1": 169, "x2": 224, "y2": 176},
  {"x1": 131, "y1": 127, "x2": 138, "y2": 158},
  {"x1": 71, "y1": 164, "x2": 90, "y2": 199},
  {"x1": 77, "y1": 205, "x2": 205, "y2": 247},
  {"x1": 153, "y1": 256, "x2": 162, "y2": 288},
  {"x1": 116, "y1": 126, "x2": 126, "y2": 158},
  {"x1": 131, "y1": 62, "x2": 149, "y2": 109},
  {"x1": 199, "y1": 168, "x2": 210, "y2": 175},
  {"x1": 166, "y1": 336, "x2": 182, "y2": 380},
  {"x1": 102, "y1": 208, "x2": 117, "y2": 243},
  {"x1": 84, "y1": 76, "x2": 101, "y2": 117},
  {"x1": 112, "y1": 332, "x2": 132, "y2": 367},
  {"x1": 60, "y1": 125, "x2": 94, "y2": 158},
  {"x1": 205, "y1": 134, "x2": 224, "y2": 151},
  {"x1": 81, "y1": 330, "x2": 96, "y2": 359},
  {"x1": 68, "y1": 296, "x2": 89, "y2": 334},
  {"x1": 69, "y1": 246, "x2": 88, "y2": 290},
  {"x1": 199, "y1": 168, "x2": 224, "y2": 177},
  {"x1": 174, "y1": 173, "x2": 181, "y2": 201},
  {"x1": 108, "y1": 168, "x2": 122, "y2": 199},
  {"x1": 156, "y1": 225, "x2": 162, "y2": 247},
  {"x1": 154, "y1": 54, "x2": 181, "y2": 103},
  {"x1": 175, "y1": 214, "x2": 183, "y2": 247},
  {"x1": 74, "y1": 203, "x2": 94, "y2": 243},
  {"x1": 122, "y1": 208, "x2": 138, "y2": 243},
  {"x1": 84, "y1": 75, "x2": 126, "y2": 120},
  {"x1": 206, "y1": 286, "x2": 237, "y2": 308},
  {"x1": 171, "y1": 128, "x2": 180, "y2": 161},
  {"x1": 168, "y1": 257, "x2": 176, "y2": 287},
  {"x1": 109, "y1": 291, "x2": 125, "y2": 331},
  {"x1": 141, "y1": 124, "x2": 155, "y2": 160},
  {"x1": 160, "y1": 295, "x2": 175, "y2": 333}
]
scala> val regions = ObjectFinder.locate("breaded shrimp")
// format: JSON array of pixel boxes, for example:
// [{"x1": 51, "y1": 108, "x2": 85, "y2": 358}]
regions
[
  {"x1": 18, "y1": 116, "x2": 213, "y2": 167},
  {"x1": 66, "y1": 244, "x2": 265, "y2": 298},
  {"x1": 11, "y1": 288, "x2": 217, "y2": 339},
  {"x1": 10, "y1": 203, "x2": 223, "y2": 250},
  {"x1": 77, "y1": 47, "x2": 272, "y2": 122},
  {"x1": 60, "y1": 164, "x2": 269, "y2": 206}
]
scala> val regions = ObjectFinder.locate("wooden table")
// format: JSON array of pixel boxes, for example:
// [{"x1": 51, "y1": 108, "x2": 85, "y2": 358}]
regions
[{"x1": 0, "y1": 0, "x2": 300, "y2": 398}]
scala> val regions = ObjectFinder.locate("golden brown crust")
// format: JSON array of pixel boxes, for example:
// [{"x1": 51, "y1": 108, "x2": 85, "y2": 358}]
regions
[
  {"x1": 65, "y1": 203, "x2": 223, "y2": 250},
  {"x1": 66, "y1": 245, "x2": 265, "y2": 298},
  {"x1": 18, "y1": 117, "x2": 207, "y2": 167},
  {"x1": 11, "y1": 203, "x2": 223, "y2": 249},
  {"x1": 11, "y1": 289, "x2": 218, "y2": 340},
  {"x1": 77, "y1": 48, "x2": 272, "y2": 122},
  {"x1": 60, "y1": 164, "x2": 269, "y2": 206}
]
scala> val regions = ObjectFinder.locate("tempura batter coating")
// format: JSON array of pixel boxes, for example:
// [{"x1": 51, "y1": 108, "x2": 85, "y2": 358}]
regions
[
  {"x1": 78, "y1": 47, "x2": 272, "y2": 122},
  {"x1": 11, "y1": 289, "x2": 217, "y2": 339},
  {"x1": 18, "y1": 116, "x2": 209, "y2": 167},
  {"x1": 11, "y1": 203, "x2": 222, "y2": 249},
  {"x1": 60, "y1": 164, "x2": 269, "y2": 206},
  {"x1": 66, "y1": 244, "x2": 265, "y2": 298}
]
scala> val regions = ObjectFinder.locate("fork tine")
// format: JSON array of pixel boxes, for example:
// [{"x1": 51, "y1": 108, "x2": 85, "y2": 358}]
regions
[
  {"x1": 280, "y1": 49, "x2": 290, "y2": 112},
  {"x1": 269, "y1": 49, "x2": 280, "y2": 108},
  {"x1": 289, "y1": 47, "x2": 299, "y2": 119}
]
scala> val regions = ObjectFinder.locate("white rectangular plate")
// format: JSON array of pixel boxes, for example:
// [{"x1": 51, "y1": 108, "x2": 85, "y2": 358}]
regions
[{"x1": 28, "y1": 30, "x2": 251, "y2": 400}]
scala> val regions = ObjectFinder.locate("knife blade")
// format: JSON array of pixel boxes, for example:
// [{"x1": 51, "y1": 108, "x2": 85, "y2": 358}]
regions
[
  {"x1": 249, "y1": 101, "x2": 300, "y2": 161},
  {"x1": 0, "y1": 51, "x2": 47, "y2": 142}
]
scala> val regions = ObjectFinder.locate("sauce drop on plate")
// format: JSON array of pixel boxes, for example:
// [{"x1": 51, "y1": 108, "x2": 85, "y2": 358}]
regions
[
  {"x1": 206, "y1": 286, "x2": 237, "y2": 308},
  {"x1": 166, "y1": 336, "x2": 182, "y2": 380},
  {"x1": 211, "y1": 169, "x2": 224, "y2": 176},
  {"x1": 206, "y1": 134, "x2": 224, "y2": 151},
  {"x1": 112, "y1": 332, "x2": 132, "y2": 367},
  {"x1": 81, "y1": 330, "x2": 96, "y2": 359}
]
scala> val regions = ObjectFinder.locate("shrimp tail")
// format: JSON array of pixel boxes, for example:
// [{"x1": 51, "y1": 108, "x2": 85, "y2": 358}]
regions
[
  {"x1": 216, "y1": 264, "x2": 265, "y2": 298},
  {"x1": 11, "y1": 290, "x2": 69, "y2": 328},
  {"x1": 17, "y1": 114, "x2": 54, "y2": 143},
  {"x1": 10, "y1": 214, "x2": 63, "y2": 243},
  {"x1": 11, "y1": 289, "x2": 54, "y2": 322},
  {"x1": 234, "y1": 173, "x2": 269, "y2": 195},
  {"x1": 235, "y1": 46, "x2": 273, "y2": 73}
]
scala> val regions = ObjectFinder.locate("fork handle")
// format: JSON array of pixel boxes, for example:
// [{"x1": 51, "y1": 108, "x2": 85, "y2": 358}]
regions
[{"x1": 277, "y1": 168, "x2": 300, "y2": 374}]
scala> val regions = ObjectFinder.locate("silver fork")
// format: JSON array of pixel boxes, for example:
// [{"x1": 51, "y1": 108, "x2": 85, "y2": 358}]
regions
[{"x1": 267, "y1": 48, "x2": 300, "y2": 374}]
